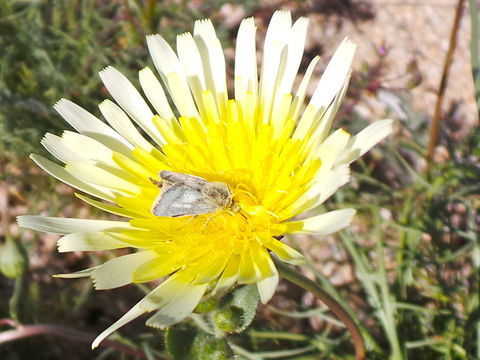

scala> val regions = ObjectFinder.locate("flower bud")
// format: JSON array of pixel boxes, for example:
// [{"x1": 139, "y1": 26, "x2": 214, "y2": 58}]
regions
[{"x1": 0, "y1": 237, "x2": 28, "y2": 278}]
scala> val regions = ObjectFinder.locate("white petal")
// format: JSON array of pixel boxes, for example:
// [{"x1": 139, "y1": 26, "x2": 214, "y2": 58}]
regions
[
  {"x1": 165, "y1": 72, "x2": 201, "y2": 119},
  {"x1": 41, "y1": 133, "x2": 84, "y2": 163},
  {"x1": 272, "y1": 17, "x2": 309, "y2": 110},
  {"x1": 268, "y1": 240, "x2": 305, "y2": 265},
  {"x1": 309, "y1": 72, "x2": 351, "y2": 144},
  {"x1": 285, "y1": 208, "x2": 356, "y2": 235},
  {"x1": 147, "y1": 34, "x2": 184, "y2": 79},
  {"x1": 75, "y1": 193, "x2": 142, "y2": 218},
  {"x1": 194, "y1": 19, "x2": 228, "y2": 113},
  {"x1": 196, "y1": 255, "x2": 231, "y2": 283},
  {"x1": 270, "y1": 94, "x2": 293, "y2": 134},
  {"x1": 283, "y1": 164, "x2": 350, "y2": 218},
  {"x1": 99, "y1": 99, "x2": 154, "y2": 152},
  {"x1": 62, "y1": 131, "x2": 118, "y2": 163},
  {"x1": 65, "y1": 161, "x2": 140, "y2": 195},
  {"x1": 234, "y1": 17, "x2": 257, "y2": 101},
  {"x1": 310, "y1": 164, "x2": 351, "y2": 207},
  {"x1": 139, "y1": 271, "x2": 195, "y2": 311},
  {"x1": 92, "y1": 251, "x2": 158, "y2": 290},
  {"x1": 138, "y1": 67, "x2": 177, "y2": 123},
  {"x1": 288, "y1": 56, "x2": 320, "y2": 122},
  {"x1": 294, "y1": 59, "x2": 351, "y2": 145},
  {"x1": 176, "y1": 32, "x2": 206, "y2": 106},
  {"x1": 338, "y1": 119, "x2": 393, "y2": 164},
  {"x1": 145, "y1": 282, "x2": 208, "y2": 328},
  {"x1": 92, "y1": 304, "x2": 146, "y2": 349},
  {"x1": 99, "y1": 66, "x2": 165, "y2": 146},
  {"x1": 318, "y1": 128, "x2": 351, "y2": 156},
  {"x1": 54, "y1": 267, "x2": 98, "y2": 279},
  {"x1": 53, "y1": 99, "x2": 131, "y2": 154},
  {"x1": 17, "y1": 215, "x2": 130, "y2": 234},
  {"x1": 212, "y1": 254, "x2": 240, "y2": 296},
  {"x1": 43, "y1": 131, "x2": 120, "y2": 166},
  {"x1": 314, "y1": 128, "x2": 351, "y2": 176},
  {"x1": 309, "y1": 37, "x2": 356, "y2": 111},
  {"x1": 146, "y1": 35, "x2": 199, "y2": 118},
  {"x1": 30, "y1": 154, "x2": 116, "y2": 201},
  {"x1": 91, "y1": 272, "x2": 195, "y2": 349},
  {"x1": 256, "y1": 262, "x2": 279, "y2": 304},
  {"x1": 57, "y1": 232, "x2": 129, "y2": 252},
  {"x1": 259, "y1": 10, "x2": 292, "y2": 123}
]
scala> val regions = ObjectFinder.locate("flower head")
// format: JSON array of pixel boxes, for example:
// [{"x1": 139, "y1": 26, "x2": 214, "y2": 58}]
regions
[{"x1": 18, "y1": 10, "x2": 392, "y2": 348}]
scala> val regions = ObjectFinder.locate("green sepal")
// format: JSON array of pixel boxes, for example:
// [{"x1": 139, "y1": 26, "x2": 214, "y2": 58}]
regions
[
  {"x1": 0, "y1": 237, "x2": 28, "y2": 279},
  {"x1": 165, "y1": 328, "x2": 196, "y2": 360},
  {"x1": 195, "y1": 296, "x2": 220, "y2": 314},
  {"x1": 165, "y1": 328, "x2": 232, "y2": 360},
  {"x1": 214, "y1": 284, "x2": 259, "y2": 333}
]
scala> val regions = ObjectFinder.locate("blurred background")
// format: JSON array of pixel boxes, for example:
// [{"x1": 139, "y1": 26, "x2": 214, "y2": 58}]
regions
[{"x1": 1, "y1": 0, "x2": 479, "y2": 359}]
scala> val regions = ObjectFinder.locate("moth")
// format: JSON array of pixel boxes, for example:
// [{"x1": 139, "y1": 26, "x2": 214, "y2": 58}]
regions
[{"x1": 151, "y1": 171, "x2": 238, "y2": 217}]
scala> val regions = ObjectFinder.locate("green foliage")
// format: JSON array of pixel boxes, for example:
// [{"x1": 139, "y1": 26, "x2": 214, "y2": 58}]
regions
[
  {"x1": 0, "y1": 0, "x2": 147, "y2": 157},
  {"x1": 323, "y1": 114, "x2": 479, "y2": 359}
]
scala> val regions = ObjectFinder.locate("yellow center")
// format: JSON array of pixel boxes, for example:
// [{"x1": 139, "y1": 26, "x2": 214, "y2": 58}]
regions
[{"x1": 108, "y1": 95, "x2": 322, "y2": 284}]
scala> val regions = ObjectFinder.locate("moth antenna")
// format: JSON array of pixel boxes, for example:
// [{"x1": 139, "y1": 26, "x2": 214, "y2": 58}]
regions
[
  {"x1": 238, "y1": 209, "x2": 248, "y2": 220},
  {"x1": 149, "y1": 177, "x2": 162, "y2": 187},
  {"x1": 201, "y1": 213, "x2": 224, "y2": 234}
]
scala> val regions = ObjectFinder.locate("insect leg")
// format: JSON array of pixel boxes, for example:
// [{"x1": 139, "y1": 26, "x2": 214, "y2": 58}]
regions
[{"x1": 176, "y1": 215, "x2": 199, "y2": 230}]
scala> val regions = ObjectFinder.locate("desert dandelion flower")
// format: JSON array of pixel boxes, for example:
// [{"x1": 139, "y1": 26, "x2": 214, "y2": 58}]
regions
[{"x1": 18, "y1": 10, "x2": 392, "y2": 348}]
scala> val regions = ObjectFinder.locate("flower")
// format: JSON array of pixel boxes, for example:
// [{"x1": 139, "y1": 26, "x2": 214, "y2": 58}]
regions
[{"x1": 18, "y1": 10, "x2": 392, "y2": 348}]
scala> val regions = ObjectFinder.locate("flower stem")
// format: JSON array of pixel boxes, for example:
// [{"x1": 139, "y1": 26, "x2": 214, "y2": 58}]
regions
[
  {"x1": 273, "y1": 258, "x2": 366, "y2": 360},
  {"x1": 426, "y1": 0, "x2": 465, "y2": 162},
  {"x1": 9, "y1": 276, "x2": 23, "y2": 321},
  {"x1": 469, "y1": 0, "x2": 480, "y2": 116}
]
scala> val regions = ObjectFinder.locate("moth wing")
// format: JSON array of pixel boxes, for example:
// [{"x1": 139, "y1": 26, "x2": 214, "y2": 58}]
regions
[
  {"x1": 152, "y1": 184, "x2": 218, "y2": 217},
  {"x1": 159, "y1": 171, "x2": 207, "y2": 191}
]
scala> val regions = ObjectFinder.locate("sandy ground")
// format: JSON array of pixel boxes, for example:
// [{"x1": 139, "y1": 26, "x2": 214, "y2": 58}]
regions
[
  {"x1": 346, "y1": 0, "x2": 476, "y2": 126},
  {"x1": 310, "y1": 0, "x2": 477, "y2": 128}
]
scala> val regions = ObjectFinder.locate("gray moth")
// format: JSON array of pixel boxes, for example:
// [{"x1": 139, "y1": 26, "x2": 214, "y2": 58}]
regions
[{"x1": 151, "y1": 171, "x2": 237, "y2": 217}]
